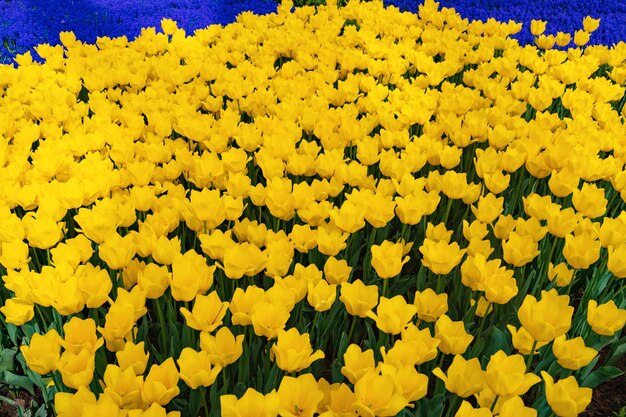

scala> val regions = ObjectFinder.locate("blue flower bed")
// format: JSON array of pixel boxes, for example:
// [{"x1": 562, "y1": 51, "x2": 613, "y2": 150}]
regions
[
  {"x1": 388, "y1": 0, "x2": 626, "y2": 47},
  {"x1": 1, "y1": 0, "x2": 625, "y2": 61}
]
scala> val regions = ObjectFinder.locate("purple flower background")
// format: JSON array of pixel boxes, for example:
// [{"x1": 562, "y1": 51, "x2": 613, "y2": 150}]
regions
[{"x1": 1, "y1": 0, "x2": 625, "y2": 61}]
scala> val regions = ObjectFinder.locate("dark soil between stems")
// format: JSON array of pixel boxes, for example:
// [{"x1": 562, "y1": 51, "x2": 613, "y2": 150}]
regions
[{"x1": 581, "y1": 354, "x2": 626, "y2": 417}]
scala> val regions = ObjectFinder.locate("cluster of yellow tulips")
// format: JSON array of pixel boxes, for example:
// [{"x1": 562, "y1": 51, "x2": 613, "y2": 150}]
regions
[{"x1": 0, "y1": 0, "x2": 625, "y2": 416}]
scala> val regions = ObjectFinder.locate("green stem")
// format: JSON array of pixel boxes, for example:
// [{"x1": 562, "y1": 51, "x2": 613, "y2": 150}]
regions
[
  {"x1": 155, "y1": 299, "x2": 168, "y2": 352},
  {"x1": 347, "y1": 316, "x2": 356, "y2": 342},
  {"x1": 490, "y1": 395, "x2": 500, "y2": 412},
  {"x1": 526, "y1": 340, "x2": 538, "y2": 372}
]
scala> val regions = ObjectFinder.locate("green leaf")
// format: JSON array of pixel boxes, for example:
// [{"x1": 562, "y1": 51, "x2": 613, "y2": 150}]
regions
[
  {"x1": 34, "y1": 403, "x2": 49, "y2": 417},
  {"x1": 0, "y1": 349, "x2": 17, "y2": 372},
  {"x1": 581, "y1": 366, "x2": 624, "y2": 389},
  {"x1": 607, "y1": 336, "x2": 626, "y2": 366},
  {"x1": 0, "y1": 371, "x2": 35, "y2": 395},
  {"x1": 233, "y1": 381, "x2": 247, "y2": 397},
  {"x1": 482, "y1": 326, "x2": 510, "y2": 358},
  {"x1": 414, "y1": 394, "x2": 445, "y2": 417}
]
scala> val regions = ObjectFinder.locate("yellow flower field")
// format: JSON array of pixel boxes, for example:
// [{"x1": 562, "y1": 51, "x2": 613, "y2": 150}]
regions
[{"x1": 0, "y1": 0, "x2": 625, "y2": 416}]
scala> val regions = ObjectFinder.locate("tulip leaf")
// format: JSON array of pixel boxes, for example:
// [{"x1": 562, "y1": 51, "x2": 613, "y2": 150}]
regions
[
  {"x1": 331, "y1": 358, "x2": 344, "y2": 383},
  {"x1": 0, "y1": 348, "x2": 16, "y2": 372},
  {"x1": 606, "y1": 335, "x2": 626, "y2": 366},
  {"x1": 0, "y1": 371, "x2": 35, "y2": 395},
  {"x1": 482, "y1": 326, "x2": 510, "y2": 358},
  {"x1": 233, "y1": 381, "x2": 247, "y2": 397},
  {"x1": 34, "y1": 404, "x2": 49, "y2": 417},
  {"x1": 581, "y1": 366, "x2": 624, "y2": 388},
  {"x1": 414, "y1": 394, "x2": 445, "y2": 417}
]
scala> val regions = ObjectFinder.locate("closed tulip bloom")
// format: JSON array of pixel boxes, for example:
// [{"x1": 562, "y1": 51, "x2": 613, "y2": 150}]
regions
[
  {"x1": 151, "y1": 236, "x2": 180, "y2": 266},
  {"x1": 413, "y1": 288, "x2": 448, "y2": 322},
  {"x1": 353, "y1": 370, "x2": 410, "y2": 417},
  {"x1": 76, "y1": 264, "x2": 112, "y2": 308},
  {"x1": 366, "y1": 295, "x2": 416, "y2": 335},
  {"x1": 371, "y1": 240, "x2": 410, "y2": 279},
  {"x1": 323, "y1": 256, "x2": 352, "y2": 285},
  {"x1": 582, "y1": 16, "x2": 601, "y2": 32},
  {"x1": 316, "y1": 223, "x2": 349, "y2": 256},
  {"x1": 498, "y1": 396, "x2": 537, "y2": 417},
  {"x1": 97, "y1": 301, "x2": 136, "y2": 352},
  {"x1": 170, "y1": 250, "x2": 215, "y2": 302},
  {"x1": 339, "y1": 279, "x2": 379, "y2": 318},
  {"x1": 180, "y1": 291, "x2": 228, "y2": 332},
  {"x1": 530, "y1": 19, "x2": 547, "y2": 36},
  {"x1": 574, "y1": 30, "x2": 591, "y2": 47},
  {"x1": 54, "y1": 386, "x2": 97, "y2": 417},
  {"x1": 57, "y1": 348, "x2": 96, "y2": 389},
  {"x1": 277, "y1": 374, "x2": 324, "y2": 417},
  {"x1": 541, "y1": 371, "x2": 592, "y2": 417},
  {"x1": 229, "y1": 286, "x2": 265, "y2": 326},
  {"x1": 317, "y1": 381, "x2": 356, "y2": 416},
  {"x1": 341, "y1": 344, "x2": 377, "y2": 384},
  {"x1": 307, "y1": 280, "x2": 337, "y2": 312},
  {"x1": 563, "y1": 233, "x2": 601, "y2": 270},
  {"x1": 552, "y1": 335, "x2": 597, "y2": 370},
  {"x1": 547, "y1": 262, "x2": 574, "y2": 287},
  {"x1": 222, "y1": 242, "x2": 267, "y2": 279},
  {"x1": 23, "y1": 212, "x2": 65, "y2": 249},
  {"x1": 20, "y1": 329, "x2": 61, "y2": 375},
  {"x1": 485, "y1": 351, "x2": 540, "y2": 397},
  {"x1": 555, "y1": 31, "x2": 572, "y2": 47},
  {"x1": 271, "y1": 328, "x2": 324, "y2": 373},
  {"x1": 587, "y1": 300, "x2": 626, "y2": 336},
  {"x1": 141, "y1": 358, "x2": 180, "y2": 406},
  {"x1": 518, "y1": 289, "x2": 574, "y2": 343},
  {"x1": 177, "y1": 348, "x2": 221, "y2": 389},
  {"x1": 221, "y1": 388, "x2": 279, "y2": 417},
  {"x1": 420, "y1": 238, "x2": 466, "y2": 275},
  {"x1": 381, "y1": 338, "x2": 428, "y2": 368},
  {"x1": 433, "y1": 355, "x2": 484, "y2": 397},
  {"x1": 607, "y1": 243, "x2": 626, "y2": 278},
  {"x1": 502, "y1": 232, "x2": 539, "y2": 267},
  {"x1": 506, "y1": 325, "x2": 547, "y2": 355},
  {"x1": 116, "y1": 341, "x2": 149, "y2": 376},
  {"x1": 572, "y1": 183, "x2": 606, "y2": 218},
  {"x1": 381, "y1": 364, "x2": 428, "y2": 402},
  {"x1": 425, "y1": 222, "x2": 454, "y2": 243},
  {"x1": 137, "y1": 263, "x2": 170, "y2": 299},
  {"x1": 400, "y1": 325, "x2": 440, "y2": 365},
  {"x1": 101, "y1": 365, "x2": 143, "y2": 409},
  {"x1": 435, "y1": 314, "x2": 474, "y2": 355},
  {"x1": 99, "y1": 233, "x2": 137, "y2": 270},
  {"x1": 127, "y1": 403, "x2": 181, "y2": 417},
  {"x1": 329, "y1": 200, "x2": 366, "y2": 234},
  {"x1": 200, "y1": 326, "x2": 244, "y2": 367},
  {"x1": 471, "y1": 193, "x2": 503, "y2": 224},
  {"x1": 250, "y1": 301, "x2": 291, "y2": 339},
  {"x1": 454, "y1": 401, "x2": 492, "y2": 417},
  {"x1": 546, "y1": 207, "x2": 580, "y2": 238},
  {"x1": 60, "y1": 317, "x2": 104, "y2": 354},
  {"x1": 188, "y1": 189, "x2": 225, "y2": 229},
  {"x1": 0, "y1": 239, "x2": 30, "y2": 270},
  {"x1": 78, "y1": 395, "x2": 122, "y2": 417}
]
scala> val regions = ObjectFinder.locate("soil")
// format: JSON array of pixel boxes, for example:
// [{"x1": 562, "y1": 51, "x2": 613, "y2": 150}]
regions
[
  {"x1": 0, "y1": 388, "x2": 35, "y2": 417},
  {"x1": 581, "y1": 354, "x2": 626, "y2": 417}
]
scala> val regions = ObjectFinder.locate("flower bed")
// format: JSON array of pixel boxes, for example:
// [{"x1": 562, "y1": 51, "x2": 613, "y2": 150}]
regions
[
  {"x1": 0, "y1": 0, "x2": 625, "y2": 416},
  {"x1": 2, "y1": 0, "x2": 625, "y2": 60}
]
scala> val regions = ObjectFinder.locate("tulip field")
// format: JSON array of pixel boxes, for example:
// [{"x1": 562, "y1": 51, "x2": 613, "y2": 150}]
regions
[{"x1": 0, "y1": 0, "x2": 625, "y2": 416}]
